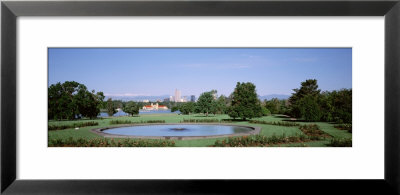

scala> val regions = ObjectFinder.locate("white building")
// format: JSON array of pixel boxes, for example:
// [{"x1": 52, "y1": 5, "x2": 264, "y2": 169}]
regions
[
  {"x1": 142, "y1": 103, "x2": 168, "y2": 110},
  {"x1": 175, "y1": 89, "x2": 181, "y2": 102}
]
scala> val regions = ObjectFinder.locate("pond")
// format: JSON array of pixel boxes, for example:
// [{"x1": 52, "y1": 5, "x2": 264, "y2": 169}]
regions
[{"x1": 101, "y1": 124, "x2": 254, "y2": 137}]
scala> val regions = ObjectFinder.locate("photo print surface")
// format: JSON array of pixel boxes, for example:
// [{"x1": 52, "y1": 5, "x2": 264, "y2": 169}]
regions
[{"x1": 48, "y1": 48, "x2": 352, "y2": 147}]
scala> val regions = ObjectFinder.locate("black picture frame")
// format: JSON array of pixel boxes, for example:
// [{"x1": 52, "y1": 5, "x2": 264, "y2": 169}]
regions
[{"x1": 1, "y1": 0, "x2": 399, "y2": 194}]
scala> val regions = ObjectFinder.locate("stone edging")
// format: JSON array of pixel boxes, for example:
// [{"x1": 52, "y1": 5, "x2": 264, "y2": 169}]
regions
[{"x1": 90, "y1": 123, "x2": 261, "y2": 140}]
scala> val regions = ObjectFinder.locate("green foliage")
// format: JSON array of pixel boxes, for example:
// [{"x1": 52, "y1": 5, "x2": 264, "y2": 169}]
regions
[
  {"x1": 212, "y1": 96, "x2": 228, "y2": 114},
  {"x1": 289, "y1": 79, "x2": 321, "y2": 118},
  {"x1": 334, "y1": 124, "x2": 352, "y2": 133},
  {"x1": 299, "y1": 124, "x2": 330, "y2": 139},
  {"x1": 249, "y1": 120, "x2": 299, "y2": 127},
  {"x1": 109, "y1": 120, "x2": 165, "y2": 125},
  {"x1": 298, "y1": 95, "x2": 322, "y2": 122},
  {"x1": 196, "y1": 91, "x2": 215, "y2": 116},
  {"x1": 76, "y1": 90, "x2": 105, "y2": 119},
  {"x1": 261, "y1": 107, "x2": 271, "y2": 116},
  {"x1": 145, "y1": 120, "x2": 166, "y2": 123},
  {"x1": 327, "y1": 138, "x2": 352, "y2": 147},
  {"x1": 288, "y1": 79, "x2": 352, "y2": 124},
  {"x1": 213, "y1": 134, "x2": 310, "y2": 147},
  {"x1": 49, "y1": 137, "x2": 175, "y2": 147},
  {"x1": 181, "y1": 118, "x2": 220, "y2": 123},
  {"x1": 123, "y1": 101, "x2": 140, "y2": 116},
  {"x1": 320, "y1": 89, "x2": 352, "y2": 123},
  {"x1": 179, "y1": 102, "x2": 196, "y2": 115},
  {"x1": 263, "y1": 98, "x2": 290, "y2": 115},
  {"x1": 48, "y1": 81, "x2": 104, "y2": 120},
  {"x1": 228, "y1": 82, "x2": 262, "y2": 120},
  {"x1": 48, "y1": 121, "x2": 98, "y2": 131},
  {"x1": 106, "y1": 98, "x2": 117, "y2": 116},
  {"x1": 171, "y1": 105, "x2": 180, "y2": 112}
]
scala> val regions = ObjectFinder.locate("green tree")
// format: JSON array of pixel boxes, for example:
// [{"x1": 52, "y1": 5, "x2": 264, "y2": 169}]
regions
[
  {"x1": 261, "y1": 107, "x2": 271, "y2": 116},
  {"x1": 265, "y1": 98, "x2": 281, "y2": 114},
  {"x1": 123, "y1": 101, "x2": 139, "y2": 116},
  {"x1": 107, "y1": 98, "x2": 117, "y2": 116},
  {"x1": 298, "y1": 95, "x2": 322, "y2": 122},
  {"x1": 75, "y1": 89, "x2": 104, "y2": 119},
  {"x1": 196, "y1": 91, "x2": 215, "y2": 116},
  {"x1": 228, "y1": 82, "x2": 262, "y2": 120},
  {"x1": 171, "y1": 105, "x2": 180, "y2": 113},
  {"x1": 179, "y1": 102, "x2": 196, "y2": 115},
  {"x1": 48, "y1": 81, "x2": 105, "y2": 120},
  {"x1": 279, "y1": 99, "x2": 290, "y2": 114},
  {"x1": 213, "y1": 95, "x2": 228, "y2": 114},
  {"x1": 289, "y1": 79, "x2": 321, "y2": 118},
  {"x1": 48, "y1": 81, "x2": 95, "y2": 120},
  {"x1": 323, "y1": 89, "x2": 352, "y2": 123}
]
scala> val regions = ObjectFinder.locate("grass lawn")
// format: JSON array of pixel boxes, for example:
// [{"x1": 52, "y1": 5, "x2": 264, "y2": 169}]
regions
[{"x1": 48, "y1": 114, "x2": 352, "y2": 147}]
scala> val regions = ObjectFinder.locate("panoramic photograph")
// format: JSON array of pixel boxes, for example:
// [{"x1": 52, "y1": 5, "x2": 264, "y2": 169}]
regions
[{"x1": 48, "y1": 48, "x2": 352, "y2": 147}]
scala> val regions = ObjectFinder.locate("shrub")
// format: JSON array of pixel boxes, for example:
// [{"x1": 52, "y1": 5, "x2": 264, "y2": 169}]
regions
[
  {"x1": 299, "y1": 124, "x2": 330, "y2": 138},
  {"x1": 145, "y1": 120, "x2": 166, "y2": 123},
  {"x1": 249, "y1": 120, "x2": 299, "y2": 127},
  {"x1": 181, "y1": 118, "x2": 220, "y2": 123},
  {"x1": 48, "y1": 121, "x2": 98, "y2": 131},
  {"x1": 49, "y1": 137, "x2": 175, "y2": 147},
  {"x1": 261, "y1": 107, "x2": 272, "y2": 116},
  {"x1": 213, "y1": 134, "x2": 310, "y2": 147},
  {"x1": 109, "y1": 120, "x2": 133, "y2": 125},
  {"x1": 109, "y1": 120, "x2": 165, "y2": 125},
  {"x1": 327, "y1": 138, "x2": 352, "y2": 147},
  {"x1": 334, "y1": 124, "x2": 352, "y2": 133},
  {"x1": 298, "y1": 95, "x2": 322, "y2": 122}
]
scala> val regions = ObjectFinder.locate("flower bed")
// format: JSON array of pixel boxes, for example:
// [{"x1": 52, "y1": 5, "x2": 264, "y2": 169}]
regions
[{"x1": 49, "y1": 137, "x2": 175, "y2": 147}]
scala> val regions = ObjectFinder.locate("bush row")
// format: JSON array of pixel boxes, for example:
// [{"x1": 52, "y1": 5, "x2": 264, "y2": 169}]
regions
[
  {"x1": 249, "y1": 120, "x2": 299, "y2": 127},
  {"x1": 334, "y1": 124, "x2": 352, "y2": 133},
  {"x1": 213, "y1": 134, "x2": 311, "y2": 147},
  {"x1": 299, "y1": 124, "x2": 331, "y2": 138},
  {"x1": 49, "y1": 137, "x2": 175, "y2": 147},
  {"x1": 109, "y1": 120, "x2": 165, "y2": 125},
  {"x1": 327, "y1": 138, "x2": 352, "y2": 147},
  {"x1": 181, "y1": 118, "x2": 220, "y2": 123},
  {"x1": 48, "y1": 121, "x2": 98, "y2": 131}
]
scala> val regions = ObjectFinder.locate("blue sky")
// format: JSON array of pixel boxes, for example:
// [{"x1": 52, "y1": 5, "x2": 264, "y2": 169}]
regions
[{"x1": 48, "y1": 48, "x2": 352, "y2": 98}]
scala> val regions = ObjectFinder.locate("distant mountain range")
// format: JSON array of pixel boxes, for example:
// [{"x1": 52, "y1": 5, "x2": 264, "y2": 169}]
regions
[
  {"x1": 106, "y1": 94, "x2": 290, "y2": 102},
  {"x1": 106, "y1": 95, "x2": 171, "y2": 102}
]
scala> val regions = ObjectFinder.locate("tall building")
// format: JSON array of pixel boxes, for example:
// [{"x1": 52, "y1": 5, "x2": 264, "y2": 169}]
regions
[
  {"x1": 175, "y1": 89, "x2": 181, "y2": 102},
  {"x1": 182, "y1": 96, "x2": 188, "y2": 102},
  {"x1": 190, "y1": 95, "x2": 195, "y2": 102},
  {"x1": 211, "y1": 90, "x2": 217, "y2": 100}
]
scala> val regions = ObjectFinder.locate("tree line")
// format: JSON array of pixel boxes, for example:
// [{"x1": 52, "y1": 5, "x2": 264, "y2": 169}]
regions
[
  {"x1": 172, "y1": 79, "x2": 351, "y2": 123},
  {"x1": 49, "y1": 79, "x2": 351, "y2": 123},
  {"x1": 172, "y1": 82, "x2": 266, "y2": 120},
  {"x1": 288, "y1": 79, "x2": 351, "y2": 123}
]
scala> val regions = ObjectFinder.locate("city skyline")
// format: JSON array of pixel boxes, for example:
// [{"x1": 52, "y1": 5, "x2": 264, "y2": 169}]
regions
[{"x1": 48, "y1": 48, "x2": 352, "y2": 98}]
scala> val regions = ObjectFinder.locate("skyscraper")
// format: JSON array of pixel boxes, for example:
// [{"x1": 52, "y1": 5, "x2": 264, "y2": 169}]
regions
[
  {"x1": 211, "y1": 90, "x2": 217, "y2": 100},
  {"x1": 190, "y1": 95, "x2": 195, "y2": 102},
  {"x1": 175, "y1": 89, "x2": 181, "y2": 102},
  {"x1": 182, "y1": 96, "x2": 188, "y2": 102}
]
